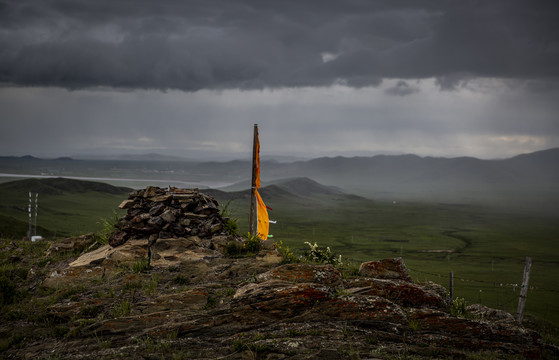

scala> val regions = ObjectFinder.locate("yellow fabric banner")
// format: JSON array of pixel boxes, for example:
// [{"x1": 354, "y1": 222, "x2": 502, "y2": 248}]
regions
[{"x1": 255, "y1": 189, "x2": 269, "y2": 240}]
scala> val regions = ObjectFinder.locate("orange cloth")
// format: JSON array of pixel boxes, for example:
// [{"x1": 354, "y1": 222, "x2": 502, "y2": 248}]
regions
[
  {"x1": 253, "y1": 127, "x2": 269, "y2": 239},
  {"x1": 255, "y1": 189, "x2": 269, "y2": 240}
]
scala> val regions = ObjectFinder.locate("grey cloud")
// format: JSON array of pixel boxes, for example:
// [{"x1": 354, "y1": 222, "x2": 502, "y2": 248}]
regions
[
  {"x1": 435, "y1": 73, "x2": 472, "y2": 91},
  {"x1": 385, "y1": 80, "x2": 419, "y2": 96},
  {"x1": 0, "y1": 0, "x2": 558, "y2": 91}
]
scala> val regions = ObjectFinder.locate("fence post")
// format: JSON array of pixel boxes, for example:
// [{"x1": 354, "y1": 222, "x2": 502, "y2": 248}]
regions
[
  {"x1": 516, "y1": 256, "x2": 532, "y2": 324},
  {"x1": 449, "y1": 271, "x2": 454, "y2": 302}
]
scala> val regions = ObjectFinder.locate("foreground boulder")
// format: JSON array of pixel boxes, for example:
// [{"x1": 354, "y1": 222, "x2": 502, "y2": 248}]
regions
[{"x1": 358, "y1": 257, "x2": 413, "y2": 282}]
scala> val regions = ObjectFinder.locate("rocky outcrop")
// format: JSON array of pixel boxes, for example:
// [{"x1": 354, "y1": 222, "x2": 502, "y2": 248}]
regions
[{"x1": 32, "y1": 254, "x2": 544, "y2": 359}]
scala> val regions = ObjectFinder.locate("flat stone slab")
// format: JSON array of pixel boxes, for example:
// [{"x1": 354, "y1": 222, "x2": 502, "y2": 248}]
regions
[
  {"x1": 256, "y1": 263, "x2": 342, "y2": 286},
  {"x1": 358, "y1": 257, "x2": 413, "y2": 282}
]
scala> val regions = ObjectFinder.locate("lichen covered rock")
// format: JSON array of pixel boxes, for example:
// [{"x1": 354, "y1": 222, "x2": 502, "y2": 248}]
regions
[
  {"x1": 345, "y1": 278, "x2": 447, "y2": 308},
  {"x1": 358, "y1": 257, "x2": 413, "y2": 282},
  {"x1": 256, "y1": 263, "x2": 342, "y2": 286}
]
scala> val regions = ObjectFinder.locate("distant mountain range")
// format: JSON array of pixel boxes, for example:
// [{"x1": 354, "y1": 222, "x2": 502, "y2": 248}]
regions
[
  {"x1": 1, "y1": 148, "x2": 558, "y2": 213},
  {"x1": 216, "y1": 148, "x2": 558, "y2": 209},
  {"x1": 260, "y1": 147, "x2": 559, "y2": 193}
]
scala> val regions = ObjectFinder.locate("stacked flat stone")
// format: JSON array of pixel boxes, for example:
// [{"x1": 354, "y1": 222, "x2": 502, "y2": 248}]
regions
[{"x1": 109, "y1": 186, "x2": 226, "y2": 247}]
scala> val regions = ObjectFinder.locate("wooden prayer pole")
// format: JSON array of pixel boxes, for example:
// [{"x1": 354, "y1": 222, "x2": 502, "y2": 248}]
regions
[{"x1": 249, "y1": 124, "x2": 258, "y2": 236}]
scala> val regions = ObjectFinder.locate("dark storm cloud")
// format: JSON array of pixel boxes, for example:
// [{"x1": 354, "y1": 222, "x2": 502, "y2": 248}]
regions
[{"x1": 0, "y1": 0, "x2": 558, "y2": 91}]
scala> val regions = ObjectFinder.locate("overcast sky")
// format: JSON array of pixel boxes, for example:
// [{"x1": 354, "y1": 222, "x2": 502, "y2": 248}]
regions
[{"x1": 1, "y1": 0, "x2": 558, "y2": 160}]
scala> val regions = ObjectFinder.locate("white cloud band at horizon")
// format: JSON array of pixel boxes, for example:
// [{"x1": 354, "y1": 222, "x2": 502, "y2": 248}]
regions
[{"x1": 1, "y1": 78, "x2": 558, "y2": 160}]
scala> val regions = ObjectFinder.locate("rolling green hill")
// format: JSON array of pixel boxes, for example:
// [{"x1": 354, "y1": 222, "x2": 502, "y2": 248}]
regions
[
  {"x1": 0, "y1": 178, "x2": 131, "y2": 238},
  {"x1": 0, "y1": 214, "x2": 55, "y2": 239},
  {"x1": 0, "y1": 177, "x2": 131, "y2": 195}
]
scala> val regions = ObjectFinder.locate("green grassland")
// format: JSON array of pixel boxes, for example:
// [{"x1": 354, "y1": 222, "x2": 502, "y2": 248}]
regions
[
  {"x1": 0, "y1": 178, "x2": 128, "y2": 237},
  {"x1": 1, "y1": 177, "x2": 558, "y2": 331}
]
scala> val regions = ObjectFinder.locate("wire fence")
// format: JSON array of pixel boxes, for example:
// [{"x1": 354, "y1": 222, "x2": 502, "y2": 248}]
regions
[
  {"x1": 403, "y1": 262, "x2": 559, "y2": 325},
  {"x1": 336, "y1": 252, "x2": 559, "y2": 323},
  {"x1": 407, "y1": 266, "x2": 559, "y2": 294}
]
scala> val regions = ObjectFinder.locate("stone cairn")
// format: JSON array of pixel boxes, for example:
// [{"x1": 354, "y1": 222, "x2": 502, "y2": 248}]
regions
[{"x1": 109, "y1": 186, "x2": 228, "y2": 248}]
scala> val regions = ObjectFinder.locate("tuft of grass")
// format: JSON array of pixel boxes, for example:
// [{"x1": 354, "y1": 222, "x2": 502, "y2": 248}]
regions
[
  {"x1": 243, "y1": 233, "x2": 261, "y2": 253},
  {"x1": 93, "y1": 210, "x2": 124, "y2": 248},
  {"x1": 222, "y1": 287, "x2": 236, "y2": 297},
  {"x1": 335, "y1": 288, "x2": 352, "y2": 297},
  {"x1": 143, "y1": 276, "x2": 158, "y2": 296},
  {"x1": 131, "y1": 258, "x2": 149, "y2": 273},
  {"x1": 221, "y1": 201, "x2": 239, "y2": 236},
  {"x1": 49, "y1": 284, "x2": 87, "y2": 304},
  {"x1": 112, "y1": 300, "x2": 131, "y2": 318},
  {"x1": 408, "y1": 319, "x2": 421, "y2": 331},
  {"x1": 166, "y1": 329, "x2": 179, "y2": 340},
  {"x1": 123, "y1": 280, "x2": 142, "y2": 292},
  {"x1": 95, "y1": 333, "x2": 112, "y2": 349},
  {"x1": 303, "y1": 241, "x2": 343, "y2": 266},
  {"x1": 96, "y1": 288, "x2": 115, "y2": 298},
  {"x1": 172, "y1": 274, "x2": 190, "y2": 286},
  {"x1": 79, "y1": 304, "x2": 103, "y2": 318},
  {"x1": 223, "y1": 233, "x2": 262, "y2": 257},
  {"x1": 204, "y1": 294, "x2": 219, "y2": 309},
  {"x1": 338, "y1": 261, "x2": 360, "y2": 278},
  {"x1": 450, "y1": 297, "x2": 468, "y2": 318},
  {"x1": 225, "y1": 219, "x2": 239, "y2": 236},
  {"x1": 275, "y1": 240, "x2": 299, "y2": 264},
  {"x1": 223, "y1": 242, "x2": 243, "y2": 256},
  {"x1": 135, "y1": 335, "x2": 157, "y2": 352},
  {"x1": 231, "y1": 339, "x2": 245, "y2": 353}
]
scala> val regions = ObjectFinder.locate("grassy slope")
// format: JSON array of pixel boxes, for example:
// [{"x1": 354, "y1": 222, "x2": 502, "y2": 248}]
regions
[
  {"x1": 0, "y1": 178, "x2": 129, "y2": 237},
  {"x1": 0, "y1": 214, "x2": 56, "y2": 239}
]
